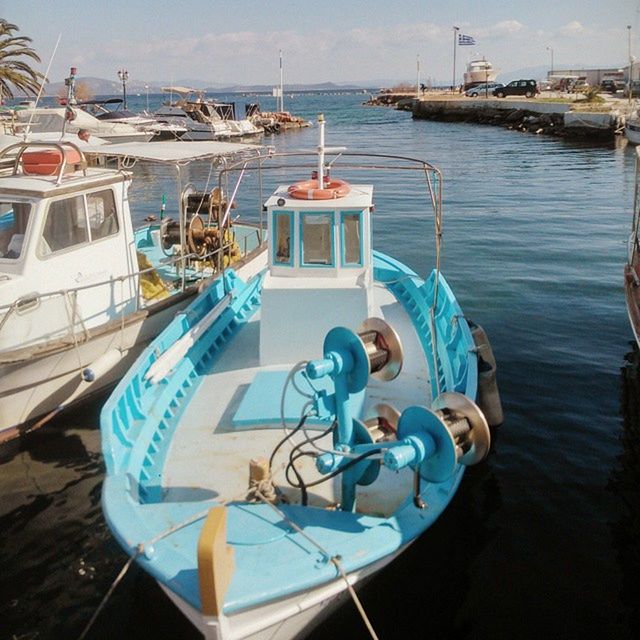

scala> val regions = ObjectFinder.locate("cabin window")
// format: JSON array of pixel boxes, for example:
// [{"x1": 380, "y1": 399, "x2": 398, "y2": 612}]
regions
[
  {"x1": 341, "y1": 212, "x2": 363, "y2": 266},
  {"x1": 40, "y1": 195, "x2": 88, "y2": 255},
  {"x1": 87, "y1": 189, "x2": 119, "y2": 240},
  {"x1": 0, "y1": 201, "x2": 32, "y2": 260},
  {"x1": 273, "y1": 211, "x2": 293, "y2": 265},
  {"x1": 300, "y1": 212, "x2": 334, "y2": 266}
]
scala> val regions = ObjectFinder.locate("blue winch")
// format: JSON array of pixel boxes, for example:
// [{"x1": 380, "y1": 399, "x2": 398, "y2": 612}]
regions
[{"x1": 304, "y1": 319, "x2": 491, "y2": 511}]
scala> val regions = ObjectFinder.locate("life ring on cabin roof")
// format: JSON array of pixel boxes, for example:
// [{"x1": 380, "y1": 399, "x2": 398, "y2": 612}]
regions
[
  {"x1": 22, "y1": 148, "x2": 83, "y2": 176},
  {"x1": 287, "y1": 178, "x2": 351, "y2": 200}
]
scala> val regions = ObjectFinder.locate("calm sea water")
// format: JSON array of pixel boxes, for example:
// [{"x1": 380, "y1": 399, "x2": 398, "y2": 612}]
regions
[{"x1": 1, "y1": 92, "x2": 638, "y2": 640}]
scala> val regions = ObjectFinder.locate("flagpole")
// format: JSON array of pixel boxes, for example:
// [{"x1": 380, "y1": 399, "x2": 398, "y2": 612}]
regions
[{"x1": 452, "y1": 26, "x2": 459, "y2": 91}]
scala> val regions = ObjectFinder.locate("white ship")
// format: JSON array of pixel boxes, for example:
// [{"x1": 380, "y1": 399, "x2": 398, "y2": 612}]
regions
[{"x1": 464, "y1": 59, "x2": 498, "y2": 88}]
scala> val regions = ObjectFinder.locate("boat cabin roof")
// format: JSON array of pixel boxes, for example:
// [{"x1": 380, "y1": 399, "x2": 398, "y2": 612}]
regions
[
  {"x1": 0, "y1": 166, "x2": 126, "y2": 199},
  {"x1": 0, "y1": 140, "x2": 264, "y2": 198},
  {"x1": 265, "y1": 183, "x2": 373, "y2": 210},
  {"x1": 87, "y1": 140, "x2": 262, "y2": 164}
]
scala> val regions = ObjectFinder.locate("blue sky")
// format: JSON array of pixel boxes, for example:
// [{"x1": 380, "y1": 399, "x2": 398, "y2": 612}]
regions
[{"x1": 5, "y1": 1, "x2": 640, "y2": 85}]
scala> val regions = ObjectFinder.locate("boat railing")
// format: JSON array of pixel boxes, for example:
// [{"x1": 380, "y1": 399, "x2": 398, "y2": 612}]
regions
[
  {"x1": 218, "y1": 149, "x2": 445, "y2": 384},
  {"x1": 0, "y1": 227, "x2": 263, "y2": 353}
]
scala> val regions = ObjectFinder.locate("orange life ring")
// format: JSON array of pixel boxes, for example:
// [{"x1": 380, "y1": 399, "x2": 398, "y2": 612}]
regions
[
  {"x1": 22, "y1": 148, "x2": 82, "y2": 176},
  {"x1": 288, "y1": 178, "x2": 351, "y2": 200}
]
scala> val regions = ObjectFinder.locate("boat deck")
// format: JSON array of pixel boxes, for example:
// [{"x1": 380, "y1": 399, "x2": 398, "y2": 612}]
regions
[
  {"x1": 163, "y1": 280, "x2": 431, "y2": 516},
  {"x1": 135, "y1": 223, "x2": 263, "y2": 292}
]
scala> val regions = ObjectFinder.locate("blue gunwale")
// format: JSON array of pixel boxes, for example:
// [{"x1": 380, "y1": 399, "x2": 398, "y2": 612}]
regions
[{"x1": 101, "y1": 251, "x2": 478, "y2": 615}]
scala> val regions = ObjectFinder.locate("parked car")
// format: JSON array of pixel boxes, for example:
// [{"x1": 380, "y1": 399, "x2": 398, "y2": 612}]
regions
[
  {"x1": 571, "y1": 77, "x2": 590, "y2": 92},
  {"x1": 493, "y1": 80, "x2": 539, "y2": 98},
  {"x1": 624, "y1": 81, "x2": 640, "y2": 98},
  {"x1": 465, "y1": 83, "x2": 504, "y2": 97},
  {"x1": 600, "y1": 79, "x2": 622, "y2": 93}
]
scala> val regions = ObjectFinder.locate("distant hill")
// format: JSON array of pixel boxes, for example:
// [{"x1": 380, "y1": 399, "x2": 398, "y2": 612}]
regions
[{"x1": 43, "y1": 77, "x2": 372, "y2": 97}]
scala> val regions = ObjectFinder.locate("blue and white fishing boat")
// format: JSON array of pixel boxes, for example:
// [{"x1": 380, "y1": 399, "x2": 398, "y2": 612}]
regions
[{"x1": 101, "y1": 115, "x2": 502, "y2": 640}]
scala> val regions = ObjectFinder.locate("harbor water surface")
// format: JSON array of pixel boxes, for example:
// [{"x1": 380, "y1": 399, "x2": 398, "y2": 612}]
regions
[{"x1": 1, "y1": 92, "x2": 638, "y2": 639}]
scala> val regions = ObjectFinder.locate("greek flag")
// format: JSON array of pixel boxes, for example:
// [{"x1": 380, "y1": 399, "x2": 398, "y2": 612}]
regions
[{"x1": 458, "y1": 34, "x2": 476, "y2": 46}]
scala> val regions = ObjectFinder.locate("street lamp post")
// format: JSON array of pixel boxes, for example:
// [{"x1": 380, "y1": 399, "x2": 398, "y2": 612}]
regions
[
  {"x1": 117, "y1": 68, "x2": 129, "y2": 110},
  {"x1": 546, "y1": 46, "x2": 554, "y2": 75},
  {"x1": 485, "y1": 61, "x2": 489, "y2": 98}
]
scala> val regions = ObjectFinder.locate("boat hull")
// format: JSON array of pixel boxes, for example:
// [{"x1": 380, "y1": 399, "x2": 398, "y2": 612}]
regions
[
  {"x1": 625, "y1": 259, "x2": 640, "y2": 347},
  {"x1": 0, "y1": 294, "x2": 191, "y2": 442},
  {"x1": 625, "y1": 120, "x2": 640, "y2": 145},
  {"x1": 161, "y1": 551, "x2": 399, "y2": 640}
]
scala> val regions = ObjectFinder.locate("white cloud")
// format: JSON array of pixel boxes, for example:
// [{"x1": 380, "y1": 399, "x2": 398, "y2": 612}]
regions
[
  {"x1": 559, "y1": 21, "x2": 586, "y2": 37},
  {"x1": 490, "y1": 20, "x2": 524, "y2": 35}
]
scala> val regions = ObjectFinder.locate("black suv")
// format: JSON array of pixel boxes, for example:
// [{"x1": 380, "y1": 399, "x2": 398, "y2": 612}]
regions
[{"x1": 493, "y1": 80, "x2": 539, "y2": 98}]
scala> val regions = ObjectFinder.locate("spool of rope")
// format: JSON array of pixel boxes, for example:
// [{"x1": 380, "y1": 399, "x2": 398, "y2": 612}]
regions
[
  {"x1": 387, "y1": 392, "x2": 491, "y2": 482},
  {"x1": 357, "y1": 317, "x2": 403, "y2": 381}
]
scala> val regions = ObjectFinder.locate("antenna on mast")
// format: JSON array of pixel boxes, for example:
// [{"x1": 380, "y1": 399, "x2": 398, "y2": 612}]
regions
[
  {"x1": 23, "y1": 33, "x2": 62, "y2": 139},
  {"x1": 61, "y1": 66, "x2": 77, "y2": 137}
]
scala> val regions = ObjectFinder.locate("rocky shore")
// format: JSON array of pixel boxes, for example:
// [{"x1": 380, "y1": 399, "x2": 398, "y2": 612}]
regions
[
  {"x1": 365, "y1": 92, "x2": 626, "y2": 142},
  {"x1": 412, "y1": 100, "x2": 621, "y2": 140}
]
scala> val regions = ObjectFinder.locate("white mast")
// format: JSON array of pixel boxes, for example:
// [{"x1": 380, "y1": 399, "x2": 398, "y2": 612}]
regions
[
  {"x1": 279, "y1": 49, "x2": 284, "y2": 112},
  {"x1": 317, "y1": 113, "x2": 325, "y2": 183}
]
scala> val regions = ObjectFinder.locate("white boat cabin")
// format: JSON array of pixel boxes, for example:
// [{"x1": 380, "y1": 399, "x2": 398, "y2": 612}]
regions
[
  {"x1": 261, "y1": 182, "x2": 375, "y2": 365},
  {"x1": 0, "y1": 144, "x2": 138, "y2": 351}
]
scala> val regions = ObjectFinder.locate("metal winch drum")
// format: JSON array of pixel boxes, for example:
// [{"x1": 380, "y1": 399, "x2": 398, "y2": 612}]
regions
[
  {"x1": 160, "y1": 186, "x2": 233, "y2": 260},
  {"x1": 392, "y1": 392, "x2": 491, "y2": 482}
]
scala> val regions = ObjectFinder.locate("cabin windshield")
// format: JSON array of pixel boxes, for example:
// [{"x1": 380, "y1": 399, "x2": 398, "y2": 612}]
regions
[
  {"x1": 301, "y1": 213, "x2": 333, "y2": 266},
  {"x1": 0, "y1": 201, "x2": 33, "y2": 260},
  {"x1": 38, "y1": 189, "x2": 119, "y2": 256}
]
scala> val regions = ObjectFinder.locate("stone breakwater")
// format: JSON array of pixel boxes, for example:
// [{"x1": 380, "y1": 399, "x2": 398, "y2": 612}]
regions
[{"x1": 409, "y1": 98, "x2": 622, "y2": 141}]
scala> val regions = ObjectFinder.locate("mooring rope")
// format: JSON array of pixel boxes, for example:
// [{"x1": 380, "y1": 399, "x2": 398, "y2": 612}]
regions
[
  {"x1": 80, "y1": 489, "x2": 378, "y2": 640},
  {"x1": 77, "y1": 554, "x2": 136, "y2": 640},
  {"x1": 76, "y1": 506, "x2": 212, "y2": 640},
  {"x1": 255, "y1": 490, "x2": 379, "y2": 640}
]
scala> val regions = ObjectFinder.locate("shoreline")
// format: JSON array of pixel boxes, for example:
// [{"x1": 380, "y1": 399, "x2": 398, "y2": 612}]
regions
[{"x1": 366, "y1": 91, "x2": 629, "y2": 142}]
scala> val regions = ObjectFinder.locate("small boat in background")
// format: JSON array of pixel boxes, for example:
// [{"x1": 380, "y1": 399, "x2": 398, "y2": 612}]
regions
[
  {"x1": 156, "y1": 88, "x2": 263, "y2": 140},
  {"x1": 79, "y1": 98, "x2": 187, "y2": 140},
  {"x1": 625, "y1": 115, "x2": 640, "y2": 145},
  {"x1": 14, "y1": 105, "x2": 154, "y2": 143},
  {"x1": 625, "y1": 146, "x2": 640, "y2": 344},
  {"x1": 0, "y1": 139, "x2": 265, "y2": 442},
  {"x1": 101, "y1": 115, "x2": 502, "y2": 639}
]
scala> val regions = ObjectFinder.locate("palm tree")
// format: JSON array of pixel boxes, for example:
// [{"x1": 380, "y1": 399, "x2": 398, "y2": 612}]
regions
[{"x1": 0, "y1": 20, "x2": 45, "y2": 103}]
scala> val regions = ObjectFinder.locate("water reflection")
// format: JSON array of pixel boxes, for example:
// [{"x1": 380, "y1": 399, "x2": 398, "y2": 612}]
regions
[
  {"x1": 307, "y1": 457, "x2": 502, "y2": 640},
  {"x1": 0, "y1": 399, "x2": 107, "y2": 639},
  {"x1": 609, "y1": 344, "x2": 640, "y2": 633}
]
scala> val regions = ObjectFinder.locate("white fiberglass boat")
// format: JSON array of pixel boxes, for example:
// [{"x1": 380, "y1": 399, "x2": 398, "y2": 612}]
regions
[
  {"x1": 0, "y1": 139, "x2": 265, "y2": 442},
  {"x1": 15, "y1": 106, "x2": 154, "y2": 143},
  {"x1": 625, "y1": 116, "x2": 640, "y2": 145}
]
